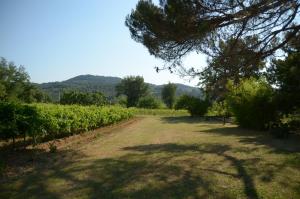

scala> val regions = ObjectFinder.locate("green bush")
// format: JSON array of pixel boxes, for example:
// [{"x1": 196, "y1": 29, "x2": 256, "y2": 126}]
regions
[
  {"x1": 226, "y1": 78, "x2": 277, "y2": 130},
  {"x1": 175, "y1": 95, "x2": 209, "y2": 116},
  {"x1": 60, "y1": 91, "x2": 107, "y2": 106},
  {"x1": 137, "y1": 96, "x2": 162, "y2": 109},
  {"x1": 115, "y1": 95, "x2": 128, "y2": 107},
  {"x1": 0, "y1": 102, "x2": 41, "y2": 143},
  {"x1": 0, "y1": 103, "x2": 134, "y2": 143},
  {"x1": 206, "y1": 101, "x2": 231, "y2": 117}
]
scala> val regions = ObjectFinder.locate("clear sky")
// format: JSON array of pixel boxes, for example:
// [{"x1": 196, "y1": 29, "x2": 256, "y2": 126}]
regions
[{"x1": 0, "y1": 0, "x2": 206, "y2": 86}]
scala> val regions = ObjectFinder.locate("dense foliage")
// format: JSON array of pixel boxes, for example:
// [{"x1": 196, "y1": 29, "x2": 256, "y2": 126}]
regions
[
  {"x1": 268, "y1": 45, "x2": 300, "y2": 114},
  {"x1": 0, "y1": 102, "x2": 40, "y2": 143},
  {"x1": 0, "y1": 57, "x2": 49, "y2": 103},
  {"x1": 115, "y1": 76, "x2": 149, "y2": 107},
  {"x1": 161, "y1": 83, "x2": 177, "y2": 108},
  {"x1": 175, "y1": 95, "x2": 209, "y2": 116},
  {"x1": 226, "y1": 78, "x2": 277, "y2": 130},
  {"x1": 60, "y1": 91, "x2": 107, "y2": 106},
  {"x1": 137, "y1": 95, "x2": 162, "y2": 109},
  {"x1": 201, "y1": 38, "x2": 264, "y2": 101},
  {"x1": 0, "y1": 102, "x2": 134, "y2": 143},
  {"x1": 207, "y1": 101, "x2": 231, "y2": 118}
]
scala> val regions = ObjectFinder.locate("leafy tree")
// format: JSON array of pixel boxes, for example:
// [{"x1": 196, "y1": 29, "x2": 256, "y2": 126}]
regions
[
  {"x1": 115, "y1": 76, "x2": 149, "y2": 107},
  {"x1": 60, "y1": 91, "x2": 107, "y2": 106},
  {"x1": 268, "y1": 34, "x2": 300, "y2": 114},
  {"x1": 226, "y1": 78, "x2": 277, "y2": 130},
  {"x1": 161, "y1": 82, "x2": 177, "y2": 108},
  {"x1": 207, "y1": 100, "x2": 231, "y2": 125},
  {"x1": 200, "y1": 38, "x2": 265, "y2": 100},
  {"x1": 116, "y1": 95, "x2": 128, "y2": 107},
  {"x1": 175, "y1": 95, "x2": 209, "y2": 116},
  {"x1": 0, "y1": 57, "x2": 49, "y2": 103},
  {"x1": 126, "y1": 0, "x2": 300, "y2": 74},
  {"x1": 0, "y1": 57, "x2": 30, "y2": 101},
  {"x1": 174, "y1": 95, "x2": 191, "y2": 110},
  {"x1": 137, "y1": 95, "x2": 161, "y2": 109},
  {"x1": 0, "y1": 83, "x2": 5, "y2": 99},
  {"x1": 20, "y1": 84, "x2": 51, "y2": 103},
  {"x1": 207, "y1": 101, "x2": 231, "y2": 117}
]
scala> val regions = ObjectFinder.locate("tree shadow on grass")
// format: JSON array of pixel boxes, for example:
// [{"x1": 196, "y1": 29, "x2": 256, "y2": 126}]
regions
[
  {"x1": 161, "y1": 116, "x2": 212, "y2": 124},
  {"x1": 199, "y1": 127, "x2": 300, "y2": 153},
  {"x1": 1, "y1": 143, "x2": 262, "y2": 199},
  {"x1": 124, "y1": 143, "x2": 260, "y2": 199},
  {"x1": 0, "y1": 149, "x2": 223, "y2": 199},
  {"x1": 161, "y1": 116, "x2": 228, "y2": 125},
  {"x1": 3, "y1": 141, "x2": 300, "y2": 199},
  {"x1": 0, "y1": 147, "x2": 87, "y2": 199}
]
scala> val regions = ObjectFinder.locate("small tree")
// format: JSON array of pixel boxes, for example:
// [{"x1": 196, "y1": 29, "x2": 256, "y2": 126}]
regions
[
  {"x1": 207, "y1": 101, "x2": 231, "y2": 125},
  {"x1": 137, "y1": 95, "x2": 161, "y2": 109},
  {"x1": 115, "y1": 76, "x2": 149, "y2": 107},
  {"x1": 161, "y1": 83, "x2": 177, "y2": 109},
  {"x1": 175, "y1": 95, "x2": 209, "y2": 116},
  {"x1": 226, "y1": 78, "x2": 277, "y2": 130}
]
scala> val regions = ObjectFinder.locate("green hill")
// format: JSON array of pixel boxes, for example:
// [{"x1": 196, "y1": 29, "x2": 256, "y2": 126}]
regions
[{"x1": 38, "y1": 75, "x2": 202, "y2": 101}]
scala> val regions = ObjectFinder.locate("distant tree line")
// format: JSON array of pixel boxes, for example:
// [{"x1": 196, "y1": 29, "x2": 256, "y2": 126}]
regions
[
  {"x1": 60, "y1": 91, "x2": 107, "y2": 106},
  {"x1": 114, "y1": 76, "x2": 210, "y2": 117}
]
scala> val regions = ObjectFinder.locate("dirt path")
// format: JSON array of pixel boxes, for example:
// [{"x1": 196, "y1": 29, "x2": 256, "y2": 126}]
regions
[{"x1": 1, "y1": 116, "x2": 300, "y2": 199}]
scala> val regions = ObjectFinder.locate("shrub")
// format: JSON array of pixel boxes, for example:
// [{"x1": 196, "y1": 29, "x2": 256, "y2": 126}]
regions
[
  {"x1": 161, "y1": 83, "x2": 177, "y2": 109},
  {"x1": 137, "y1": 96, "x2": 162, "y2": 109},
  {"x1": 175, "y1": 95, "x2": 209, "y2": 116},
  {"x1": 0, "y1": 102, "x2": 39, "y2": 143},
  {"x1": 60, "y1": 91, "x2": 107, "y2": 106},
  {"x1": 269, "y1": 122, "x2": 290, "y2": 139},
  {"x1": 226, "y1": 78, "x2": 277, "y2": 130},
  {"x1": 174, "y1": 95, "x2": 191, "y2": 110},
  {"x1": 0, "y1": 103, "x2": 134, "y2": 144},
  {"x1": 116, "y1": 95, "x2": 127, "y2": 107},
  {"x1": 207, "y1": 101, "x2": 231, "y2": 117}
]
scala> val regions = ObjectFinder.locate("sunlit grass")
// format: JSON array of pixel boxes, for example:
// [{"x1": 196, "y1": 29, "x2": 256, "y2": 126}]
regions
[
  {"x1": 1, "y1": 116, "x2": 300, "y2": 199},
  {"x1": 129, "y1": 108, "x2": 189, "y2": 116}
]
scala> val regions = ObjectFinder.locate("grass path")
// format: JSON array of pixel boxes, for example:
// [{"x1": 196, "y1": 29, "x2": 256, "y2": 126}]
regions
[{"x1": 1, "y1": 116, "x2": 300, "y2": 199}]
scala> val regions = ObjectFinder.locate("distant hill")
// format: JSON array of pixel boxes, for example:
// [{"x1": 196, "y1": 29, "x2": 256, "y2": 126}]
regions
[{"x1": 38, "y1": 75, "x2": 202, "y2": 101}]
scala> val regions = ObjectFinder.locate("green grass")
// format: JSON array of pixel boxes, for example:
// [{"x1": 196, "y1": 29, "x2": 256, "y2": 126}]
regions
[
  {"x1": 130, "y1": 107, "x2": 189, "y2": 116},
  {"x1": 1, "y1": 116, "x2": 300, "y2": 199}
]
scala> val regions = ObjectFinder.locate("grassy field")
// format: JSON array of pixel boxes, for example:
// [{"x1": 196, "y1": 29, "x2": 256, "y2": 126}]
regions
[
  {"x1": 1, "y1": 116, "x2": 300, "y2": 199},
  {"x1": 130, "y1": 108, "x2": 189, "y2": 116}
]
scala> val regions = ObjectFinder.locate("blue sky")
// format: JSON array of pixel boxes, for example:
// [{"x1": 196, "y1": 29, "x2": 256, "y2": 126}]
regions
[{"x1": 0, "y1": 0, "x2": 206, "y2": 86}]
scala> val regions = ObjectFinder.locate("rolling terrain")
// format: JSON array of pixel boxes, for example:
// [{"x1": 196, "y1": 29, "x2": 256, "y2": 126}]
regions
[{"x1": 37, "y1": 75, "x2": 202, "y2": 101}]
